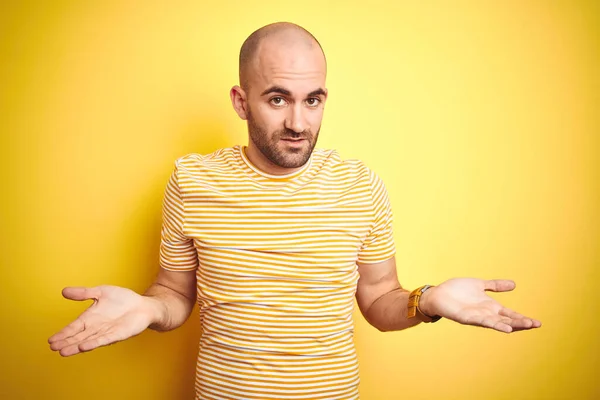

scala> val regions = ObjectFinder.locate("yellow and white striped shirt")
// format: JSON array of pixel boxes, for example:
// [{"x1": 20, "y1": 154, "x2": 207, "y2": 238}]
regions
[{"x1": 159, "y1": 145, "x2": 395, "y2": 400}]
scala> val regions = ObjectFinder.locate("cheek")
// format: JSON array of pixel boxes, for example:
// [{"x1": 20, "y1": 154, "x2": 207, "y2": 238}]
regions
[
  {"x1": 256, "y1": 105, "x2": 286, "y2": 129},
  {"x1": 307, "y1": 109, "x2": 325, "y2": 128}
]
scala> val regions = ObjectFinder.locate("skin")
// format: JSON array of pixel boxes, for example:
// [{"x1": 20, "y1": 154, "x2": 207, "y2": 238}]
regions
[{"x1": 48, "y1": 22, "x2": 540, "y2": 359}]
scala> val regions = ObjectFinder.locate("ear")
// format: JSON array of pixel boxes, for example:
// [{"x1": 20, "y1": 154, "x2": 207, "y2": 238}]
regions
[{"x1": 230, "y1": 85, "x2": 248, "y2": 120}]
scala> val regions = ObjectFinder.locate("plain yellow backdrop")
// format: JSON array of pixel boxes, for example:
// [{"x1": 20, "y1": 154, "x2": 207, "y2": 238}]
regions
[{"x1": 1, "y1": 1, "x2": 598, "y2": 399}]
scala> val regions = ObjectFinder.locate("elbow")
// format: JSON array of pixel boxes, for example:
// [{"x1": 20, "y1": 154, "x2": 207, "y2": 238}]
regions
[
  {"x1": 365, "y1": 314, "x2": 391, "y2": 332},
  {"x1": 374, "y1": 324, "x2": 392, "y2": 333}
]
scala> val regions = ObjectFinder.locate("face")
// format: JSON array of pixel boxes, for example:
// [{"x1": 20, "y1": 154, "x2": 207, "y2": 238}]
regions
[
  {"x1": 232, "y1": 38, "x2": 328, "y2": 170},
  {"x1": 246, "y1": 102, "x2": 321, "y2": 169}
]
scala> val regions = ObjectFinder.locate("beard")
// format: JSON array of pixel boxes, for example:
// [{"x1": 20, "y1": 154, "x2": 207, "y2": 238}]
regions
[{"x1": 247, "y1": 108, "x2": 320, "y2": 169}]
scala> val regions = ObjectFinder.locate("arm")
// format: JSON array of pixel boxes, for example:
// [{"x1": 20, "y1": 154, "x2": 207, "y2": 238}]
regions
[
  {"x1": 356, "y1": 257, "x2": 422, "y2": 332},
  {"x1": 147, "y1": 160, "x2": 199, "y2": 331},
  {"x1": 144, "y1": 268, "x2": 197, "y2": 332},
  {"x1": 48, "y1": 268, "x2": 197, "y2": 357},
  {"x1": 356, "y1": 257, "x2": 542, "y2": 334}
]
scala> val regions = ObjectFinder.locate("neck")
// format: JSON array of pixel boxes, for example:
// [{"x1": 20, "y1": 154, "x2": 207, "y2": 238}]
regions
[{"x1": 244, "y1": 143, "x2": 306, "y2": 176}]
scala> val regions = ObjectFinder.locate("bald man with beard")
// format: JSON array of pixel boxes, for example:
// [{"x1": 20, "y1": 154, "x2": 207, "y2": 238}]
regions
[{"x1": 49, "y1": 22, "x2": 541, "y2": 400}]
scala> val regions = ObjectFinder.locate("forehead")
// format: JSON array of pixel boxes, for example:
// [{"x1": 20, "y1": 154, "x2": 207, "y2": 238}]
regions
[{"x1": 250, "y1": 40, "x2": 326, "y2": 95}]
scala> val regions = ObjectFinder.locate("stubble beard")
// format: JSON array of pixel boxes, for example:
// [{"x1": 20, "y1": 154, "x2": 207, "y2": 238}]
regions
[{"x1": 247, "y1": 108, "x2": 320, "y2": 169}]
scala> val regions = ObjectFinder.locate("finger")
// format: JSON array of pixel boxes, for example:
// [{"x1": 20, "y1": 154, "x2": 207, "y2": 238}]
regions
[
  {"x1": 507, "y1": 318, "x2": 542, "y2": 330},
  {"x1": 499, "y1": 308, "x2": 542, "y2": 328},
  {"x1": 498, "y1": 307, "x2": 525, "y2": 319},
  {"x1": 499, "y1": 317, "x2": 539, "y2": 332},
  {"x1": 57, "y1": 327, "x2": 112, "y2": 357},
  {"x1": 50, "y1": 325, "x2": 103, "y2": 352},
  {"x1": 59, "y1": 342, "x2": 87, "y2": 357},
  {"x1": 62, "y1": 286, "x2": 102, "y2": 302},
  {"x1": 465, "y1": 314, "x2": 512, "y2": 333},
  {"x1": 484, "y1": 279, "x2": 516, "y2": 293},
  {"x1": 507, "y1": 317, "x2": 534, "y2": 330},
  {"x1": 486, "y1": 318, "x2": 512, "y2": 333},
  {"x1": 51, "y1": 318, "x2": 110, "y2": 351},
  {"x1": 78, "y1": 331, "x2": 121, "y2": 353},
  {"x1": 48, "y1": 319, "x2": 85, "y2": 344}
]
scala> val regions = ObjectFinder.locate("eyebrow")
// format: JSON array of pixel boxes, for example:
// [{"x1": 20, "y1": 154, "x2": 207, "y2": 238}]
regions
[
  {"x1": 260, "y1": 86, "x2": 326, "y2": 98},
  {"x1": 261, "y1": 86, "x2": 290, "y2": 96},
  {"x1": 307, "y1": 88, "x2": 327, "y2": 97}
]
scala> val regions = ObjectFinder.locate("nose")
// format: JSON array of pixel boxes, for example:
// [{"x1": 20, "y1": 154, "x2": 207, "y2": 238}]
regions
[{"x1": 284, "y1": 103, "x2": 308, "y2": 134}]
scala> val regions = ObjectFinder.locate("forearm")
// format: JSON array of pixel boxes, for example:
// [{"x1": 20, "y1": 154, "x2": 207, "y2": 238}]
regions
[
  {"x1": 364, "y1": 288, "x2": 423, "y2": 332},
  {"x1": 142, "y1": 282, "x2": 195, "y2": 332}
]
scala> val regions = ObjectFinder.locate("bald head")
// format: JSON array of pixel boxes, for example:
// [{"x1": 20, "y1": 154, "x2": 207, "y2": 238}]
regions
[
  {"x1": 230, "y1": 23, "x2": 328, "y2": 172},
  {"x1": 239, "y1": 22, "x2": 326, "y2": 91}
]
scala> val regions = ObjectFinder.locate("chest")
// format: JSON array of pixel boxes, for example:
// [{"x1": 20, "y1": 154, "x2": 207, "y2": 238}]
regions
[{"x1": 181, "y1": 179, "x2": 375, "y2": 253}]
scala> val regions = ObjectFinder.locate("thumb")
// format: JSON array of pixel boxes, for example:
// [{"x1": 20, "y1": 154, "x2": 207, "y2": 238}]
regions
[
  {"x1": 62, "y1": 286, "x2": 102, "y2": 301},
  {"x1": 484, "y1": 279, "x2": 516, "y2": 293}
]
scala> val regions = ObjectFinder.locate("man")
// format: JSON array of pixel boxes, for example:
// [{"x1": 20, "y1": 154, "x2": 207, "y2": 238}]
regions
[{"x1": 48, "y1": 22, "x2": 541, "y2": 400}]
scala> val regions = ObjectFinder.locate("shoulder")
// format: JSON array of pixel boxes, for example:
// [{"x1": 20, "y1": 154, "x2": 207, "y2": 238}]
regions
[
  {"x1": 167, "y1": 147, "x2": 239, "y2": 190},
  {"x1": 175, "y1": 147, "x2": 236, "y2": 170},
  {"x1": 169, "y1": 146, "x2": 237, "y2": 178},
  {"x1": 311, "y1": 148, "x2": 376, "y2": 182}
]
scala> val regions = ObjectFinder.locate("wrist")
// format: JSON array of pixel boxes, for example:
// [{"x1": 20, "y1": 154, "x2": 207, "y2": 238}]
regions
[
  {"x1": 143, "y1": 295, "x2": 169, "y2": 330},
  {"x1": 418, "y1": 286, "x2": 436, "y2": 318}
]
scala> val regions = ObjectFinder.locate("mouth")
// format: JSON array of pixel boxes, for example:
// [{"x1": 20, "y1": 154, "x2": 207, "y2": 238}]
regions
[
  {"x1": 281, "y1": 138, "x2": 306, "y2": 148},
  {"x1": 281, "y1": 138, "x2": 306, "y2": 142}
]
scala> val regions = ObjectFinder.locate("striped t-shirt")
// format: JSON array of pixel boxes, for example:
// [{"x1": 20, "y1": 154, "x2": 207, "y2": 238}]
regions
[{"x1": 159, "y1": 145, "x2": 396, "y2": 400}]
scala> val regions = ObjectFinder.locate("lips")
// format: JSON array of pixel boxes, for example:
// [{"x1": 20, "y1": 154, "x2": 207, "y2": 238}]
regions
[{"x1": 281, "y1": 138, "x2": 306, "y2": 147}]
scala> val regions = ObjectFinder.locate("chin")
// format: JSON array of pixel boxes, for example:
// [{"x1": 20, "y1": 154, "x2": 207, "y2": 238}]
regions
[{"x1": 281, "y1": 154, "x2": 311, "y2": 168}]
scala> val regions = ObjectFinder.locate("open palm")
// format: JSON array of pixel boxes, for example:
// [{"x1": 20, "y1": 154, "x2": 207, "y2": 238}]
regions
[
  {"x1": 48, "y1": 285, "x2": 157, "y2": 356},
  {"x1": 423, "y1": 278, "x2": 542, "y2": 333}
]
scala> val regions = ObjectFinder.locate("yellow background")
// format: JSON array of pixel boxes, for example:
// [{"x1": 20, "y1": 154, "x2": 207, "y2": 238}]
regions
[{"x1": 1, "y1": 1, "x2": 598, "y2": 399}]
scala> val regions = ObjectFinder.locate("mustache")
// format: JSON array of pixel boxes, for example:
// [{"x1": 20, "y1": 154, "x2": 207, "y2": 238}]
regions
[{"x1": 277, "y1": 129, "x2": 310, "y2": 140}]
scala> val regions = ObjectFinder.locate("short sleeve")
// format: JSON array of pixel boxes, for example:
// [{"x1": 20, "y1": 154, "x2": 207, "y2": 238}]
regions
[
  {"x1": 357, "y1": 170, "x2": 396, "y2": 264},
  {"x1": 159, "y1": 162, "x2": 199, "y2": 271}
]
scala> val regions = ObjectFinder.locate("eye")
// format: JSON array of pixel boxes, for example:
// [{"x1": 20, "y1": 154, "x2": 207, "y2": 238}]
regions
[
  {"x1": 306, "y1": 98, "x2": 321, "y2": 107},
  {"x1": 270, "y1": 97, "x2": 287, "y2": 107}
]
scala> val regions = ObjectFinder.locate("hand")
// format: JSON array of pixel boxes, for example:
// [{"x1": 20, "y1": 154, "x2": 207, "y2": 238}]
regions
[
  {"x1": 48, "y1": 285, "x2": 161, "y2": 356},
  {"x1": 419, "y1": 278, "x2": 542, "y2": 333}
]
